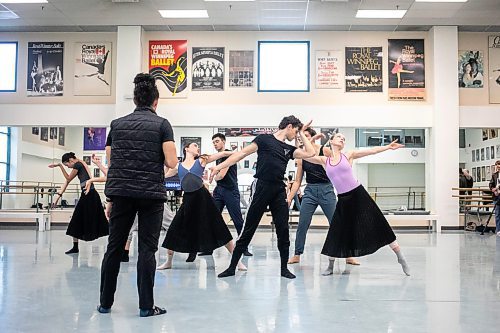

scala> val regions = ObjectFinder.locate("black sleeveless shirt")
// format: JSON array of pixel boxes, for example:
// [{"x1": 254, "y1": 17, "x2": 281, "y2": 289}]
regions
[{"x1": 302, "y1": 146, "x2": 330, "y2": 184}]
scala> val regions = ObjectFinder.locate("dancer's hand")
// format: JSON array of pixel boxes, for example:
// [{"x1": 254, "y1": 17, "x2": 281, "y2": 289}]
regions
[
  {"x1": 48, "y1": 163, "x2": 60, "y2": 168},
  {"x1": 105, "y1": 202, "x2": 112, "y2": 220},
  {"x1": 209, "y1": 166, "x2": 220, "y2": 183},
  {"x1": 310, "y1": 133, "x2": 325, "y2": 142},
  {"x1": 387, "y1": 140, "x2": 404, "y2": 150},
  {"x1": 84, "y1": 180, "x2": 93, "y2": 195},
  {"x1": 301, "y1": 120, "x2": 313, "y2": 131}
]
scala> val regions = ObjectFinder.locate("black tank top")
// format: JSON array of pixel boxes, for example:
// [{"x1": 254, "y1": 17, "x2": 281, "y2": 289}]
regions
[{"x1": 302, "y1": 146, "x2": 330, "y2": 184}]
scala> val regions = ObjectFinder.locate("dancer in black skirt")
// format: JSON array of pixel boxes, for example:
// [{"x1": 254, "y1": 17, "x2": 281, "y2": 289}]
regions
[
  {"x1": 306, "y1": 133, "x2": 410, "y2": 276},
  {"x1": 49, "y1": 152, "x2": 108, "y2": 254},
  {"x1": 159, "y1": 142, "x2": 247, "y2": 271}
]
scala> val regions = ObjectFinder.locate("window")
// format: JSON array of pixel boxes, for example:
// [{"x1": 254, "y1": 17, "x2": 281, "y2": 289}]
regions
[
  {"x1": 0, "y1": 42, "x2": 18, "y2": 92},
  {"x1": 0, "y1": 127, "x2": 10, "y2": 181},
  {"x1": 258, "y1": 41, "x2": 310, "y2": 92},
  {"x1": 355, "y1": 128, "x2": 425, "y2": 148}
]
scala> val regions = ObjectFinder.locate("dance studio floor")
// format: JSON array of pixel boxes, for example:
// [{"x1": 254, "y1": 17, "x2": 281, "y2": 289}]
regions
[{"x1": 1, "y1": 228, "x2": 500, "y2": 333}]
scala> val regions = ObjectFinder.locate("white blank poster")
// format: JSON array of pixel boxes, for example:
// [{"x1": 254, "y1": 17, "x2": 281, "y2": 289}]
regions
[
  {"x1": 0, "y1": 42, "x2": 17, "y2": 92},
  {"x1": 258, "y1": 41, "x2": 309, "y2": 92}
]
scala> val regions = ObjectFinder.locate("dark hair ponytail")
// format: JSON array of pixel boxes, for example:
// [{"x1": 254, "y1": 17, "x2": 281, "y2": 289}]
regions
[
  {"x1": 62, "y1": 152, "x2": 76, "y2": 163},
  {"x1": 133, "y1": 73, "x2": 159, "y2": 107}
]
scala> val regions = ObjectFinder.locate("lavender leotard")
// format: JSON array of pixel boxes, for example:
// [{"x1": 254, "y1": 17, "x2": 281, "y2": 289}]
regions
[{"x1": 325, "y1": 153, "x2": 360, "y2": 194}]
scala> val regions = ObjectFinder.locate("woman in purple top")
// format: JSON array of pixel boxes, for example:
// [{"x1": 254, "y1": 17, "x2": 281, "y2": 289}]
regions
[
  {"x1": 158, "y1": 142, "x2": 246, "y2": 271},
  {"x1": 307, "y1": 133, "x2": 410, "y2": 276}
]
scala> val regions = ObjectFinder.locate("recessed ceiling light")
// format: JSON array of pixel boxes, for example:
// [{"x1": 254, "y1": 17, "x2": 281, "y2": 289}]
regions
[
  {"x1": 0, "y1": 0, "x2": 48, "y2": 3},
  {"x1": 158, "y1": 10, "x2": 209, "y2": 18},
  {"x1": 415, "y1": 0, "x2": 467, "y2": 2},
  {"x1": 356, "y1": 10, "x2": 407, "y2": 19}
]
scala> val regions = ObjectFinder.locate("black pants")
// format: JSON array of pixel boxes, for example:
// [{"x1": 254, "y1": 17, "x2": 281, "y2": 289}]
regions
[
  {"x1": 213, "y1": 185, "x2": 244, "y2": 234},
  {"x1": 100, "y1": 197, "x2": 164, "y2": 310},
  {"x1": 229, "y1": 179, "x2": 290, "y2": 269}
]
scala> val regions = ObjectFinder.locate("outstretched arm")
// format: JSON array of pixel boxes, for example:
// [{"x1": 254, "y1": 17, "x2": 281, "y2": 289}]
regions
[
  {"x1": 49, "y1": 163, "x2": 71, "y2": 181},
  {"x1": 209, "y1": 143, "x2": 258, "y2": 182},
  {"x1": 348, "y1": 140, "x2": 404, "y2": 160},
  {"x1": 293, "y1": 120, "x2": 316, "y2": 159},
  {"x1": 304, "y1": 155, "x2": 327, "y2": 166},
  {"x1": 53, "y1": 168, "x2": 78, "y2": 205},
  {"x1": 201, "y1": 150, "x2": 233, "y2": 165}
]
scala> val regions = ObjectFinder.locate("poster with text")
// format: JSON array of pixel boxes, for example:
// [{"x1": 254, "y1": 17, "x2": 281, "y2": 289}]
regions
[
  {"x1": 74, "y1": 42, "x2": 112, "y2": 96},
  {"x1": 458, "y1": 50, "x2": 484, "y2": 88},
  {"x1": 345, "y1": 47, "x2": 382, "y2": 92},
  {"x1": 58, "y1": 127, "x2": 65, "y2": 146},
  {"x1": 388, "y1": 39, "x2": 425, "y2": 101},
  {"x1": 83, "y1": 127, "x2": 107, "y2": 151},
  {"x1": 149, "y1": 40, "x2": 188, "y2": 98},
  {"x1": 192, "y1": 47, "x2": 224, "y2": 91},
  {"x1": 27, "y1": 42, "x2": 64, "y2": 96},
  {"x1": 316, "y1": 50, "x2": 342, "y2": 89},
  {"x1": 489, "y1": 36, "x2": 500, "y2": 103},
  {"x1": 229, "y1": 50, "x2": 254, "y2": 87}
]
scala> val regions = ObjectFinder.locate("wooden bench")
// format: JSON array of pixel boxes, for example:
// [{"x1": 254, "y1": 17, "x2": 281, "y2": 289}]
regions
[
  {"x1": 0, "y1": 211, "x2": 51, "y2": 231},
  {"x1": 384, "y1": 213, "x2": 440, "y2": 232}
]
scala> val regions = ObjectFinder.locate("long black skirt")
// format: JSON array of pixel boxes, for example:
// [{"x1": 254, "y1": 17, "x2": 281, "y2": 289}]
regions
[
  {"x1": 66, "y1": 188, "x2": 109, "y2": 241},
  {"x1": 321, "y1": 185, "x2": 396, "y2": 258},
  {"x1": 162, "y1": 187, "x2": 233, "y2": 253}
]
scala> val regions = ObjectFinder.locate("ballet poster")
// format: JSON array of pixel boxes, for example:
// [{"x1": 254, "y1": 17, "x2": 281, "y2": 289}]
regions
[
  {"x1": 229, "y1": 50, "x2": 254, "y2": 87},
  {"x1": 388, "y1": 39, "x2": 425, "y2": 101},
  {"x1": 192, "y1": 47, "x2": 224, "y2": 91},
  {"x1": 345, "y1": 47, "x2": 382, "y2": 92},
  {"x1": 83, "y1": 127, "x2": 107, "y2": 151},
  {"x1": 458, "y1": 50, "x2": 484, "y2": 88},
  {"x1": 74, "y1": 42, "x2": 112, "y2": 96},
  {"x1": 149, "y1": 40, "x2": 188, "y2": 98},
  {"x1": 316, "y1": 50, "x2": 342, "y2": 89},
  {"x1": 488, "y1": 36, "x2": 500, "y2": 103},
  {"x1": 27, "y1": 42, "x2": 64, "y2": 97}
]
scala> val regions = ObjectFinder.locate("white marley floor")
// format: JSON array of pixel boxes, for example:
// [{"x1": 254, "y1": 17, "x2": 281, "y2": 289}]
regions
[{"x1": 1, "y1": 228, "x2": 500, "y2": 333}]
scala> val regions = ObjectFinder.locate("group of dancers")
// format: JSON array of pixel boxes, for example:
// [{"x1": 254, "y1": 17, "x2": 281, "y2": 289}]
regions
[{"x1": 48, "y1": 72, "x2": 410, "y2": 316}]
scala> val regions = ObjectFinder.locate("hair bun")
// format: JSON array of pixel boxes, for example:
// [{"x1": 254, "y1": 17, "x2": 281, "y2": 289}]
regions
[{"x1": 134, "y1": 73, "x2": 155, "y2": 86}]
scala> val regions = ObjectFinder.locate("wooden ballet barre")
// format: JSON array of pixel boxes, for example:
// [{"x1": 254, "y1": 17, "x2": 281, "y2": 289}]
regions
[
  {"x1": 452, "y1": 195, "x2": 493, "y2": 198},
  {"x1": 452, "y1": 187, "x2": 492, "y2": 191},
  {"x1": 464, "y1": 204, "x2": 495, "y2": 208}
]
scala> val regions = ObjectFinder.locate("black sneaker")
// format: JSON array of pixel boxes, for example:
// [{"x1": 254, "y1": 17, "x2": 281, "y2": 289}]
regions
[
  {"x1": 243, "y1": 250, "x2": 253, "y2": 257},
  {"x1": 97, "y1": 305, "x2": 111, "y2": 314},
  {"x1": 139, "y1": 306, "x2": 166, "y2": 317},
  {"x1": 65, "y1": 248, "x2": 79, "y2": 254}
]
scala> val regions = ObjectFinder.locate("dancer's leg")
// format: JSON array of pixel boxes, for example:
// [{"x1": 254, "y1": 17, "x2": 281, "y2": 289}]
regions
[
  {"x1": 290, "y1": 185, "x2": 318, "y2": 263},
  {"x1": 322, "y1": 257, "x2": 335, "y2": 276},
  {"x1": 224, "y1": 241, "x2": 247, "y2": 271},
  {"x1": 389, "y1": 241, "x2": 410, "y2": 276},
  {"x1": 157, "y1": 250, "x2": 174, "y2": 270}
]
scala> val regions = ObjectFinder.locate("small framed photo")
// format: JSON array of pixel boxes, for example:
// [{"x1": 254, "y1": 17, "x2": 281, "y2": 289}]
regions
[
  {"x1": 49, "y1": 127, "x2": 57, "y2": 140},
  {"x1": 472, "y1": 167, "x2": 476, "y2": 182},
  {"x1": 252, "y1": 162, "x2": 257, "y2": 170},
  {"x1": 244, "y1": 160, "x2": 249, "y2": 168},
  {"x1": 230, "y1": 142, "x2": 238, "y2": 151},
  {"x1": 472, "y1": 151, "x2": 476, "y2": 162},
  {"x1": 83, "y1": 156, "x2": 91, "y2": 166},
  {"x1": 31, "y1": 127, "x2": 39, "y2": 135},
  {"x1": 94, "y1": 168, "x2": 100, "y2": 178},
  {"x1": 486, "y1": 166, "x2": 491, "y2": 179},
  {"x1": 486, "y1": 146, "x2": 490, "y2": 160},
  {"x1": 482, "y1": 129, "x2": 488, "y2": 141},
  {"x1": 481, "y1": 148, "x2": 485, "y2": 161},
  {"x1": 491, "y1": 146, "x2": 495, "y2": 159},
  {"x1": 476, "y1": 149, "x2": 480, "y2": 161},
  {"x1": 481, "y1": 166, "x2": 486, "y2": 181}
]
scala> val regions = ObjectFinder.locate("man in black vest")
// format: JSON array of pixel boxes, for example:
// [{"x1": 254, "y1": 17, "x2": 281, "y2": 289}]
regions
[
  {"x1": 203, "y1": 133, "x2": 252, "y2": 257},
  {"x1": 98, "y1": 73, "x2": 177, "y2": 317},
  {"x1": 211, "y1": 116, "x2": 316, "y2": 279}
]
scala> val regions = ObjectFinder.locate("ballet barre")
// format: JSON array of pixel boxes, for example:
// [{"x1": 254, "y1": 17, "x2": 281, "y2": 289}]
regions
[
  {"x1": 0, "y1": 211, "x2": 51, "y2": 231},
  {"x1": 452, "y1": 187, "x2": 495, "y2": 233}
]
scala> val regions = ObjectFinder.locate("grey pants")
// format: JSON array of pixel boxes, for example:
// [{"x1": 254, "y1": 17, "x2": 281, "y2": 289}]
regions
[{"x1": 127, "y1": 203, "x2": 175, "y2": 242}]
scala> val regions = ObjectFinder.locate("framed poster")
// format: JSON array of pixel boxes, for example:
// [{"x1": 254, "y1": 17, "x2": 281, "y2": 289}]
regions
[
  {"x1": 487, "y1": 146, "x2": 490, "y2": 160},
  {"x1": 316, "y1": 50, "x2": 342, "y2": 89},
  {"x1": 149, "y1": 40, "x2": 187, "y2": 98},
  {"x1": 83, "y1": 127, "x2": 107, "y2": 151},
  {"x1": 388, "y1": 39, "x2": 425, "y2": 101},
  {"x1": 49, "y1": 127, "x2": 57, "y2": 140},
  {"x1": 482, "y1": 166, "x2": 486, "y2": 181},
  {"x1": 192, "y1": 47, "x2": 224, "y2": 91},
  {"x1": 230, "y1": 142, "x2": 238, "y2": 151},
  {"x1": 492, "y1": 146, "x2": 495, "y2": 159},
  {"x1": 488, "y1": 36, "x2": 500, "y2": 103},
  {"x1": 83, "y1": 156, "x2": 91, "y2": 166},
  {"x1": 482, "y1": 129, "x2": 488, "y2": 141},
  {"x1": 481, "y1": 148, "x2": 485, "y2": 161},
  {"x1": 58, "y1": 127, "x2": 65, "y2": 146},
  {"x1": 180, "y1": 137, "x2": 202, "y2": 157},
  {"x1": 472, "y1": 167, "x2": 476, "y2": 182},
  {"x1": 458, "y1": 50, "x2": 484, "y2": 88},
  {"x1": 472, "y1": 151, "x2": 476, "y2": 162},
  {"x1": 476, "y1": 149, "x2": 480, "y2": 161},
  {"x1": 31, "y1": 127, "x2": 39, "y2": 135},
  {"x1": 229, "y1": 50, "x2": 254, "y2": 87},
  {"x1": 27, "y1": 42, "x2": 64, "y2": 96},
  {"x1": 74, "y1": 42, "x2": 112, "y2": 96},
  {"x1": 345, "y1": 47, "x2": 382, "y2": 92},
  {"x1": 40, "y1": 127, "x2": 48, "y2": 142}
]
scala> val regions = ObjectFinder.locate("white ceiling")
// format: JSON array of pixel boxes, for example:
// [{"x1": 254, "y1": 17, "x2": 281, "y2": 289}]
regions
[{"x1": 0, "y1": 0, "x2": 499, "y2": 32}]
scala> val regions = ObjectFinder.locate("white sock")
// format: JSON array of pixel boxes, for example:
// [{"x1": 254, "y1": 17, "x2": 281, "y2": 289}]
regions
[
  {"x1": 395, "y1": 250, "x2": 410, "y2": 276},
  {"x1": 322, "y1": 257, "x2": 335, "y2": 276}
]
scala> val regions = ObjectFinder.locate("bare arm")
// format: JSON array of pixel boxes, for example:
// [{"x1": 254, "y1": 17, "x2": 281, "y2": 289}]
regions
[
  {"x1": 304, "y1": 155, "x2": 328, "y2": 166},
  {"x1": 105, "y1": 146, "x2": 111, "y2": 167},
  {"x1": 348, "y1": 140, "x2": 403, "y2": 160},
  {"x1": 293, "y1": 122, "x2": 316, "y2": 160},
  {"x1": 53, "y1": 169, "x2": 78, "y2": 204},
  {"x1": 200, "y1": 150, "x2": 232, "y2": 166},
  {"x1": 49, "y1": 163, "x2": 72, "y2": 181},
  {"x1": 164, "y1": 166, "x2": 178, "y2": 178},
  {"x1": 209, "y1": 143, "x2": 258, "y2": 182},
  {"x1": 287, "y1": 160, "x2": 304, "y2": 203},
  {"x1": 163, "y1": 141, "x2": 178, "y2": 169},
  {"x1": 214, "y1": 165, "x2": 229, "y2": 182},
  {"x1": 92, "y1": 154, "x2": 108, "y2": 176}
]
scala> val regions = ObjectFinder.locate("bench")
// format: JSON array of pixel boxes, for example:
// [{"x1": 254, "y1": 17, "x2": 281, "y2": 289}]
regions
[
  {"x1": 383, "y1": 213, "x2": 440, "y2": 232},
  {"x1": 267, "y1": 211, "x2": 300, "y2": 232},
  {"x1": 0, "y1": 211, "x2": 51, "y2": 231}
]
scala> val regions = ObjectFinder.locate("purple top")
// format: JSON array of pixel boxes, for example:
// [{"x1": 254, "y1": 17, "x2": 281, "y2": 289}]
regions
[{"x1": 325, "y1": 153, "x2": 360, "y2": 194}]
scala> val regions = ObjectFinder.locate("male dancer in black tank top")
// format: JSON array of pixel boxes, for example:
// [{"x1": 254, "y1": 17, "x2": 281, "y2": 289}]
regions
[
  {"x1": 210, "y1": 116, "x2": 316, "y2": 279},
  {"x1": 287, "y1": 128, "x2": 360, "y2": 266}
]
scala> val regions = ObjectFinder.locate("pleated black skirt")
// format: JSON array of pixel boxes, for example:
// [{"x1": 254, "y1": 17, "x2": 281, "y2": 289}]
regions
[
  {"x1": 321, "y1": 185, "x2": 396, "y2": 258},
  {"x1": 162, "y1": 186, "x2": 233, "y2": 253},
  {"x1": 66, "y1": 188, "x2": 109, "y2": 241}
]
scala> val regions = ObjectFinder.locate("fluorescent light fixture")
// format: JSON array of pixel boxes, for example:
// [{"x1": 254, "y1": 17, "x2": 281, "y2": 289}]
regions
[
  {"x1": 356, "y1": 10, "x2": 407, "y2": 19},
  {"x1": 0, "y1": 0, "x2": 48, "y2": 3},
  {"x1": 416, "y1": 0, "x2": 467, "y2": 2},
  {"x1": 158, "y1": 10, "x2": 209, "y2": 18}
]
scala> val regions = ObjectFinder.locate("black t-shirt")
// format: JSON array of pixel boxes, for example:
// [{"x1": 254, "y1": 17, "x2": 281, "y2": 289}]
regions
[
  {"x1": 253, "y1": 134, "x2": 297, "y2": 182},
  {"x1": 216, "y1": 150, "x2": 238, "y2": 189},
  {"x1": 302, "y1": 145, "x2": 330, "y2": 184},
  {"x1": 74, "y1": 162, "x2": 91, "y2": 184}
]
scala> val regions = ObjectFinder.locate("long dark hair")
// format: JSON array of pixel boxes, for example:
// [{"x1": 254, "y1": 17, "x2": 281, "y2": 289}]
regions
[{"x1": 133, "y1": 73, "x2": 159, "y2": 107}]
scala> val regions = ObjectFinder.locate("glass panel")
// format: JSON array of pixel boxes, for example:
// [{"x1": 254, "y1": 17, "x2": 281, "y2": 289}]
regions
[
  {"x1": 356, "y1": 128, "x2": 425, "y2": 148},
  {"x1": 0, "y1": 134, "x2": 7, "y2": 163}
]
